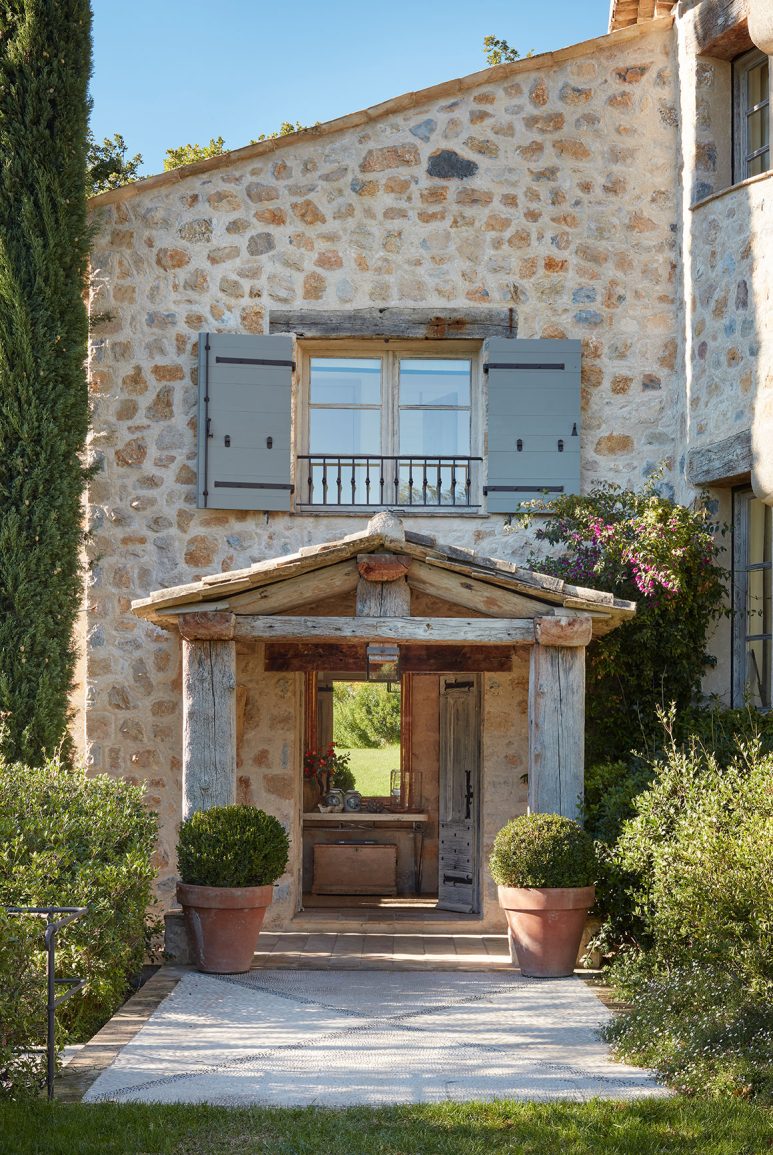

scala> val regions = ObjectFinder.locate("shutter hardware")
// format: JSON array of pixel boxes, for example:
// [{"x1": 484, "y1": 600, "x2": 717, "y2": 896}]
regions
[
  {"x1": 485, "y1": 361, "x2": 565, "y2": 372},
  {"x1": 214, "y1": 481, "x2": 294, "y2": 492},
  {"x1": 215, "y1": 355, "x2": 296, "y2": 370}
]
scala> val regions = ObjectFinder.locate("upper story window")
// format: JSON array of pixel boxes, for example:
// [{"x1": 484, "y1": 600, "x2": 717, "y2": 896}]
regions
[
  {"x1": 734, "y1": 48, "x2": 771, "y2": 181},
  {"x1": 299, "y1": 343, "x2": 480, "y2": 510},
  {"x1": 195, "y1": 331, "x2": 581, "y2": 517},
  {"x1": 733, "y1": 487, "x2": 772, "y2": 709}
]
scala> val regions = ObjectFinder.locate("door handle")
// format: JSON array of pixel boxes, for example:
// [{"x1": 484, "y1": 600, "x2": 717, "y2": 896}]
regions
[{"x1": 465, "y1": 770, "x2": 473, "y2": 820}]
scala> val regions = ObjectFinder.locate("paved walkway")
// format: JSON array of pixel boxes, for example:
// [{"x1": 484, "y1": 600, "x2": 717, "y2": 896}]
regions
[{"x1": 82, "y1": 968, "x2": 666, "y2": 1106}]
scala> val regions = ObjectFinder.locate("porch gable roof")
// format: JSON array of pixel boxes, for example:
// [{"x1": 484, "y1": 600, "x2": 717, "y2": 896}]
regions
[{"x1": 131, "y1": 513, "x2": 635, "y2": 639}]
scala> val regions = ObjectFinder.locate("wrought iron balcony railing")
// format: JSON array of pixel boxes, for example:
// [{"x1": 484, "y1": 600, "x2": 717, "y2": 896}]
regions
[{"x1": 297, "y1": 455, "x2": 482, "y2": 508}]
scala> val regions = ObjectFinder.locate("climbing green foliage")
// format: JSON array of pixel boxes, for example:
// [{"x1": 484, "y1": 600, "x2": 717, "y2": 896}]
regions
[
  {"x1": 0, "y1": 0, "x2": 92, "y2": 763},
  {"x1": 519, "y1": 481, "x2": 728, "y2": 764},
  {"x1": 333, "y1": 682, "x2": 401, "y2": 749}
]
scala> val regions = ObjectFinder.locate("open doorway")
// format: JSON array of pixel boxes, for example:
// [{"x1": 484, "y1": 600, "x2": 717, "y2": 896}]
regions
[{"x1": 300, "y1": 670, "x2": 481, "y2": 920}]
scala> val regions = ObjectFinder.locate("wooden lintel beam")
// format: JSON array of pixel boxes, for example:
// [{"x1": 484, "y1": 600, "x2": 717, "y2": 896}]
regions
[
  {"x1": 534, "y1": 616, "x2": 593, "y2": 648},
  {"x1": 235, "y1": 615, "x2": 534, "y2": 644},
  {"x1": 399, "y1": 645, "x2": 513, "y2": 672},
  {"x1": 264, "y1": 642, "x2": 514, "y2": 673},
  {"x1": 265, "y1": 643, "x2": 367, "y2": 672}
]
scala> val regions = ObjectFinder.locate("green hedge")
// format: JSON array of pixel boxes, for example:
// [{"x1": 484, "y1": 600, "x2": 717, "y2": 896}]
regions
[
  {"x1": 177, "y1": 805, "x2": 289, "y2": 889},
  {"x1": 0, "y1": 757, "x2": 158, "y2": 1070},
  {"x1": 603, "y1": 737, "x2": 773, "y2": 1101}
]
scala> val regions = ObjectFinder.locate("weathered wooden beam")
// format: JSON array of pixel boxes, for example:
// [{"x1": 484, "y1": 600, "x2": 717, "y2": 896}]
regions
[
  {"x1": 269, "y1": 307, "x2": 517, "y2": 340},
  {"x1": 182, "y1": 638, "x2": 236, "y2": 817},
  {"x1": 236, "y1": 615, "x2": 535, "y2": 644},
  {"x1": 528, "y1": 643, "x2": 585, "y2": 820},
  {"x1": 686, "y1": 428, "x2": 752, "y2": 486},
  {"x1": 684, "y1": 0, "x2": 751, "y2": 58},
  {"x1": 265, "y1": 643, "x2": 367, "y2": 672},
  {"x1": 357, "y1": 553, "x2": 410, "y2": 582},
  {"x1": 408, "y1": 559, "x2": 550, "y2": 618},
  {"x1": 178, "y1": 611, "x2": 235, "y2": 640},
  {"x1": 399, "y1": 645, "x2": 514, "y2": 672},
  {"x1": 356, "y1": 576, "x2": 411, "y2": 617},
  {"x1": 534, "y1": 615, "x2": 593, "y2": 648},
  {"x1": 224, "y1": 560, "x2": 359, "y2": 614}
]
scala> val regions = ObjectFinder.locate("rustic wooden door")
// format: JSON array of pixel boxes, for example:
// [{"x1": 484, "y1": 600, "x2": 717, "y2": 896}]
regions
[{"x1": 437, "y1": 675, "x2": 481, "y2": 913}]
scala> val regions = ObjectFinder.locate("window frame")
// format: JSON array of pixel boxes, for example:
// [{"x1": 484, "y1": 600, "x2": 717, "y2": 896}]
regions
[
  {"x1": 732, "y1": 485, "x2": 773, "y2": 709},
  {"x1": 733, "y1": 47, "x2": 771, "y2": 183},
  {"x1": 296, "y1": 338, "x2": 483, "y2": 513}
]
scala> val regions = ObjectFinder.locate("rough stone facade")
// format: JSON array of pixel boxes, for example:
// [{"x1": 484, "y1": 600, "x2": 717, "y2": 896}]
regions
[{"x1": 80, "y1": 3, "x2": 772, "y2": 922}]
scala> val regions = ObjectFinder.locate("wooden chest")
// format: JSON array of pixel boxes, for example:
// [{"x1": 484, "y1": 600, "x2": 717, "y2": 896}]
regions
[{"x1": 312, "y1": 843, "x2": 398, "y2": 895}]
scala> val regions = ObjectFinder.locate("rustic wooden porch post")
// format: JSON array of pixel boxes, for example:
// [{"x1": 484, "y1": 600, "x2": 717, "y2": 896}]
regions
[
  {"x1": 528, "y1": 616, "x2": 592, "y2": 821},
  {"x1": 178, "y1": 612, "x2": 237, "y2": 818}
]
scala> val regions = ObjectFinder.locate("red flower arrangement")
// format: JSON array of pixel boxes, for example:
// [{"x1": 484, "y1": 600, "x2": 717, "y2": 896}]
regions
[{"x1": 303, "y1": 743, "x2": 352, "y2": 794}]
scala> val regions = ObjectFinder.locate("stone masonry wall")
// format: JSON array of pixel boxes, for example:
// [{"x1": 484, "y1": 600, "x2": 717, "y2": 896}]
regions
[{"x1": 84, "y1": 23, "x2": 679, "y2": 899}]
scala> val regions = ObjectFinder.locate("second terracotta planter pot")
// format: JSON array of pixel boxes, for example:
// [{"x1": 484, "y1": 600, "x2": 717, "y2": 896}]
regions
[
  {"x1": 498, "y1": 885, "x2": 595, "y2": 977},
  {"x1": 177, "y1": 882, "x2": 273, "y2": 974}
]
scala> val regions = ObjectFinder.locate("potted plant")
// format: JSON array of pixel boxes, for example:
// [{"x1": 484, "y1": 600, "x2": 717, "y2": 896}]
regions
[
  {"x1": 489, "y1": 813, "x2": 597, "y2": 978},
  {"x1": 176, "y1": 804, "x2": 289, "y2": 974}
]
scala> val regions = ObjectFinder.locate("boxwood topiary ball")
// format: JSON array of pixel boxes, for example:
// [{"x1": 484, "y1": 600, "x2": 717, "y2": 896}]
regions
[
  {"x1": 177, "y1": 804, "x2": 289, "y2": 889},
  {"x1": 489, "y1": 812, "x2": 597, "y2": 889}
]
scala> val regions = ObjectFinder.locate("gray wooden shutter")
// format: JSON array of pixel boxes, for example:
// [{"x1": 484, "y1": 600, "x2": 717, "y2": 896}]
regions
[
  {"x1": 484, "y1": 338, "x2": 581, "y2": 514},
  {"x1": 437, "y1": 675, "x2": 480, "y2": 915},
  {"x1": 197, "y1": 332, "x2": 294, "y2": 511}
]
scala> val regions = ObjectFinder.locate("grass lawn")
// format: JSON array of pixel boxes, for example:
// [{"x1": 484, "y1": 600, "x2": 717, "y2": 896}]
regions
[
  {"x1": 0, "y1": 1098, "x2": 770, "y2": 1155},
  {"x1": 339, "y1": 744, "x2": 400, "y2": 797}
]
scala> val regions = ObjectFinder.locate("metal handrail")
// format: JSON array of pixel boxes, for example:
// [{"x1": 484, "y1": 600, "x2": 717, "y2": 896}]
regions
[
  {"x1": 5, "y1": 905, "x2": 88, "y2": 1100},
  {"x1": 297, "y1": 454, "x2": 482, "y2": 508}
]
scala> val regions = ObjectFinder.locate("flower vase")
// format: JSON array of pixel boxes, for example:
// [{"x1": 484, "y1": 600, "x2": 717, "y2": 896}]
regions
[{"x1": 303, "y1": 777, "x2": 321, "y2": 812}]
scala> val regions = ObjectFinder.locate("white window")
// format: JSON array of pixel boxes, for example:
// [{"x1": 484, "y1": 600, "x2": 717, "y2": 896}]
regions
[
  {"x1": 733, "y1": 488, "x2": 772, "y2": 709},
  {"x1": 297, "y1": 341, "x2": 481, "y2": 509},
  {"x1": 734, "y1": 48, "x2": 771, "y2": 181}
]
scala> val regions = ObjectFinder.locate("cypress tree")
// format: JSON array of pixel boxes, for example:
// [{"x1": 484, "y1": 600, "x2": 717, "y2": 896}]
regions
[{"x1": 0, "y1": 1, "x2": 92, "y2": 762}]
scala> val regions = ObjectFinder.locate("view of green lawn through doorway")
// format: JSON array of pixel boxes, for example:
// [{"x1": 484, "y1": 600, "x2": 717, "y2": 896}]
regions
[{"x1": 332, "y1": 681, "x2": 401, "y2": 797}]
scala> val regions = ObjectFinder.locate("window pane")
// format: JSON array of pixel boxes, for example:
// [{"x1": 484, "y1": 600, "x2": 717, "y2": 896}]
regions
[
  {"x1": 310, "y1": 408, "x2": 381, "y2": 455},
  {"x1": 749, "y1": 150, "x2": 770, "y2": 176},
  {"x1": 399, "y1": 359, "x2": 471, "y2": 407},
  {"x1": 747, "y1": 59, "x2": 769, "y2": 108},
  {"x1": 746, "y1": 566, "x2": 772, "y2": 635},
  {"x1": 745, "y1": 639, "x2": 772, "y2": 709},
  {"x1": 310, "y1": 358, "x2": 381, "y2": 405},
  {"x1": 747, "y1": 106, "x2": 769, "y2": 155},
  {"x1": 747, "y1": 498, "x2": 772, "y2": 565},
  {"x1": 399, "y1": 408, "x2": 471, "y2": 456}
]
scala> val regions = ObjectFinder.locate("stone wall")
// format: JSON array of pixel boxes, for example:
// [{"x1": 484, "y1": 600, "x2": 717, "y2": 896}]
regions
[{"x1": 83, "y1": 21, "x2": 680, "y2": 899}]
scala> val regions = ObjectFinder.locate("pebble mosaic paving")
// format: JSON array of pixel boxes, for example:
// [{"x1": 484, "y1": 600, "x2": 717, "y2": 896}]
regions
[{"x1": 83, "y1": 969, "x2": 667, "y2": 1106}]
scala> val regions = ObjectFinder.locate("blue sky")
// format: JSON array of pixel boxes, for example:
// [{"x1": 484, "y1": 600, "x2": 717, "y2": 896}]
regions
[{"x1": 90, "y1": 1, "x2": 611, "y2": 177}]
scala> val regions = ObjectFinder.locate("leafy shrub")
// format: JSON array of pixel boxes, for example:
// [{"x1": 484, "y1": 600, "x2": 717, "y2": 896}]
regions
[
  {"x1": 603, "y1": 739, "x2": 773, "y2": 1101},
  {"x1": 586, "y1": 706, "x2": 773, "y2": 952},
  {"x1": 489, "y1": 814, "x2": 597, "y2": 889},
  {"x1": 333, "y1": 682, "x2": 401, "y2": 748},
  {"x1": 518, "y1": 481, "x2": 727, "y2": 764},
  {"x1": 0, "y1": 758, "x2": 158, "y2": 1045},
  {"x1": 177, "y1": 805, "x2": 289, "y2": 889},
  {"x1": 0, "y1": 911, "x2": 47, "y2": 1099}
]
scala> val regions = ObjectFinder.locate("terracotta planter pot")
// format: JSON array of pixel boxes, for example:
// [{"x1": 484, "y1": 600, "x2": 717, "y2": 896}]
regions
[
  {"x1": 177, "y1": 883, "x2": 274, "y2": 974},
  {"x1": 498, "y1": 885, "x2": 595, "y2": 978}
]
